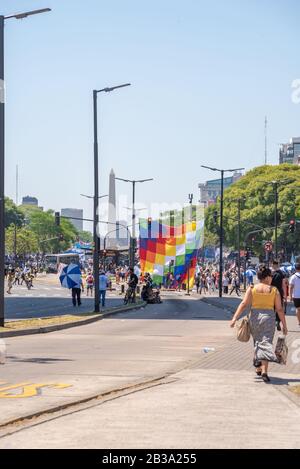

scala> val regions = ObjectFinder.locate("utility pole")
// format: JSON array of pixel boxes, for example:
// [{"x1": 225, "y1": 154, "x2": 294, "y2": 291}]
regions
[
  {"x1": 0, "y1": 7, "x2": 51, "y2": 328},
  {"x1": 237, "y1": 198, "x2": 241, "y2": 284},
  {"x1": 201, "y1": 165, "x2": 244, "y2": 298},
  {"x1": 265, "y1": 116, "x2": 268, "y2": 165},
  {"x1": 16, "y1": 164, "x2": 18, "y2": 205},
  {"x1": 0, "y1": 16, "x2": 5, "y2": 327},
  {"x1": 274, "y1": 181, "x2": 278, "y2": 259},
  {"x1": 92, "y1": 83, "x2": 131, "y2": 313},
  {"x1": 116, "y1": 177, "x2": 153, "y2": 268},
  {"x1": 186, "y1": 194, "x2": 194, "y2": 296}
]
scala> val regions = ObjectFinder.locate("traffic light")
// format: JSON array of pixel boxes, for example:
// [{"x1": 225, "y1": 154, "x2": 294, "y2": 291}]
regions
[
  {"x1": 213, "y1": 211, "x2": 218, "y2": 224},
  {"x1": 289, "y1": 219, "x2": 296, "y2": 233},
  {"x1": 55, "y1": 212, "x2": 60, "y2": 226},
  {"x1": 147, "y1": 217, "x2": 152, "y2": 237},
  {"x1": 58, "y1": 234, "x2": 64, "y2": 241}
]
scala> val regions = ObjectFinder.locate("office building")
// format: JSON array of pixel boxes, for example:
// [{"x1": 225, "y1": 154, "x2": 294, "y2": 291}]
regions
[
  {"x1": 61, "y1": 208, "x2": 83, "y2": 231},
  {"x1": 279, "y1": 137, "x2": 300, "y2": 165},
  {"x1": 198, "y1": 172, "x2": 243, "y2": 207},
  {"x1": 22, "y1": 196, "x2": 38, "y2": 206}
]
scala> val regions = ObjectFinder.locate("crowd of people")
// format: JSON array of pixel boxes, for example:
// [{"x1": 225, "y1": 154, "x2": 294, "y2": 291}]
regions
[{"x1": 5, "y1": 265, "x2": 38, "y2": 294}]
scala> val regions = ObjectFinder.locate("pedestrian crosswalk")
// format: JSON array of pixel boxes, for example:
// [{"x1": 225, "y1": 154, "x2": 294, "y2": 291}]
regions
[{"x1": 5, "y1": 284, "x2": 69, "y2": 298}]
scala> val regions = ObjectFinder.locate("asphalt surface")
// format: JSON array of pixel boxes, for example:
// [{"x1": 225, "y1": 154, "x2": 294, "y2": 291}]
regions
[
  {"x1": 4, "y1": 281, "x2": 125, "y2": 320},
  {"x1": 1, "y1": 295, "x2": 299, "y2": 448}
]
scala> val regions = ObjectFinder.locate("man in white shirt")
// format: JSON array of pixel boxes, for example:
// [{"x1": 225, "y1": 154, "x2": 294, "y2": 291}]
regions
[
  {"x1": 99, "y1": 271, "x2": 109, "y2": 308},
  {"x1": 289, "y1": 263, "x2": 300, "y2": 327}
]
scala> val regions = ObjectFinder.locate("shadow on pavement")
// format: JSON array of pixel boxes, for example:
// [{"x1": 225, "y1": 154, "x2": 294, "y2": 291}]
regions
[
  {"x1": 7, "y1": 356, "x2": 74, "y2": 364},
  {"x1": 271, "y1": 377, "x2": 300, "y2": 386},
  {"x1": 5, "y1": 297, "x2": 124, "y2": 320},
  {"x1": 104, "y1": 299, "x2": 230, "y2": 321}
]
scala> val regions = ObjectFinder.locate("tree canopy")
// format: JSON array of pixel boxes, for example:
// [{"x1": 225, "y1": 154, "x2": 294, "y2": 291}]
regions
[
  {"x1": 4, "y1": 197, "x2": 24, "y2": 228},
  {"x1": 5, "y1": 205, "x2": 79, "y2": 255},
  {"x1": 204, "y1": 164, "x2": 300, "y2": 257}
]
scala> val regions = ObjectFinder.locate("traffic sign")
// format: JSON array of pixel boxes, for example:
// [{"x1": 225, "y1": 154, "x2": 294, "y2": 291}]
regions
[{"x1": 264, "y1": 241, "x2": 273, "y2": 252}]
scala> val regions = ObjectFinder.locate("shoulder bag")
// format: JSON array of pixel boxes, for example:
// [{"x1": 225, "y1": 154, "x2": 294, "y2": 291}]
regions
[{"x1": 236, "y1": 313, "x2": 251, "y2": 342}]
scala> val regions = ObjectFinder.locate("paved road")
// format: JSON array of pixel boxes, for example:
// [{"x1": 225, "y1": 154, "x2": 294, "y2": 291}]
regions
[
  {"x1": 1, "y1": 296, "x2": 299, "y2": 448},
  {"x1": 0, "y1": 296, "x2": 231, "y2": 427},
  {"x1": 4, "y1": 279, "x2": 125, "y2": 320}
]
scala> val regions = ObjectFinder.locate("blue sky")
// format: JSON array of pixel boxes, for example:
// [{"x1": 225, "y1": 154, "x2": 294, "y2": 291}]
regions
[{"x1": 3, "y1": 0, "x2": 300, "y2": 228}]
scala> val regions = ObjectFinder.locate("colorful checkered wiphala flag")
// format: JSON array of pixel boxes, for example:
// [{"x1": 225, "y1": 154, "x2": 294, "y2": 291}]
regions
[{"x1": 139, "y1": 206, "x2": 204, "y2": 288}]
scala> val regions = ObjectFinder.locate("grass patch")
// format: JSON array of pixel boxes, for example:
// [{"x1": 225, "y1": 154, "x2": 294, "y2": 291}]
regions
[{"x1": 0, "y1": 312, "x2": 99, "y2": 332}]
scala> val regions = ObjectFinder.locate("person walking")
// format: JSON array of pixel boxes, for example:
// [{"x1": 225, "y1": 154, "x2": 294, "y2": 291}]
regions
[
  {"x1": 271, "y1": 260, "x2": 288, "y2": 331},
  {"x1": 289, "y1": 262, "x2": 300, "y2": 327},
  {"x1": 13, "y1": 268, "x2": 21, "y2": 286},
  {"x1": 195, "y1": 272, "x2": 201, "y2": 293},
  {"x1": 86, "y1": 271, "x2": 94, "y2": 297},
  {"x1": 223, "y1": 274, "x2": 229, "y2": 295},
  {"x1": 6, "y1": 270, "x2": 14, "y2": 294},
  {"x1": 245, "y1": 268, "x2": 254, "y2": 287},
  {"x1": 99, "y1": 270, "x2": 109, "y2": 308},
  {"x1": 71, "y1": 267, "x2": 83, "y2": 307},
  {"x1": 127, "y1": 267, "x2": 139, "y2": 302},
  {"x1": 229, "y1": 274, "x2": 241, "y2": 296},
  {"x1": 199, "y1": 274, "x2": 207, "y2": 295},
  {"x1": 230, "y1": 265, "x2": 288, "y2": 383}
]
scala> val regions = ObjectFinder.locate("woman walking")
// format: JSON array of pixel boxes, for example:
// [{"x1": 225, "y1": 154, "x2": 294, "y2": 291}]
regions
[{"x1": 230, "y1": 265, "x2": 288, "y2": 383}]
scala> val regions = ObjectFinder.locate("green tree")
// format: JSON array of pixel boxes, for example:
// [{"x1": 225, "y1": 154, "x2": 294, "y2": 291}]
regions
[
  {"x1": 77, "y1": 230, "x2": 93, "y2": 243},
  {"x1": 204, "y1": 164, "x2": 300, "y2": 258},
  {"x1": 19, "y1": 207, "x2": 78, "y2": 253},
  {"x1": 5, "y1": 226, "x2": 39, "y2": 256},
  {"x1": 4, "y1": 197, "x2": 24, "y2": 228}
]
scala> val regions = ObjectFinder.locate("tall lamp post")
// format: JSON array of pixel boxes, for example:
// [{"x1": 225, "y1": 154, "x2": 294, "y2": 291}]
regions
[
  {"x1": 0, "y1": 7, "x2": 51, "y2": 328},
  {"x1": 201, "y1": 165, "x2": 244, "y2": 298},
  {"x1": 225, "y1": 197, "x2": 246, "y2": 285},
  {"x1": 80, "y1": 193, "x2": 108, "y2": 254},
  {"x1": 257, "y1": 178, "x2": 293, "y2": 261},
  {"x1": 92, "y1": 83, "x2": 130, "y2": 313},
  {"x1": 115, "y1": 177, "x2": 153, "y2": 268}
]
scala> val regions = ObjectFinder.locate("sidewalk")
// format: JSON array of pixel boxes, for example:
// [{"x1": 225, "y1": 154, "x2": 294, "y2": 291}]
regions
[
  {"x1": 1, "y1": 337, "x2": 300, "y2": 448},
  {"x1": 1, "y1": 297, "x2": 299, "y2": 448}
]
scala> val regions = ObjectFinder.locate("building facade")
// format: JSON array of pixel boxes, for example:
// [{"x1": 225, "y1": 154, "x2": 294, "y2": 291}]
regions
[
  {"x1": 22, "y1": 196, "x2": 38, "y2": 206},
  {"x1": 279, "y1": 137, "x2": 300, "y2": 165},
  {"x1": 198, "y1": 172, "x2": 243, "y2": 207},
  {"x1": 61, "y1": 208, "x2": 83, "y2": 231}
]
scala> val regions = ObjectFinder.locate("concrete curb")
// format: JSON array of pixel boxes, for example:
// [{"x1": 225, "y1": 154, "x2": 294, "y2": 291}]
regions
[
  {"x1": 0, "y1": 301, "x2": 147, "y2": 338},
  {"x1": 0, "y1": 375, "x2": 170, "y2": 433}
]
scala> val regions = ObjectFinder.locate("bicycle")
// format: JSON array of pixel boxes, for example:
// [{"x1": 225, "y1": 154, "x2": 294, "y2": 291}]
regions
[{"x1": 124, "y1": 286, "x2": 136, "y2": 305}]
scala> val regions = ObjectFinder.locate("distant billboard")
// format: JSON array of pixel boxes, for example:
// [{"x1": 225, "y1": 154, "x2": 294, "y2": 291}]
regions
[{"x1": 204, "y1": 247, "x2": 216, "y2": 260}]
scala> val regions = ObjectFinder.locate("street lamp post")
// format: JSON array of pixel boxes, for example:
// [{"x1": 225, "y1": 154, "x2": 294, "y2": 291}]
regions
[
  {"x1": 201, "y1": 165, "x2": 244, "y2": 298},
  {"x1": 226, "y1": 197, "x2": 246, "y2": 286},
  {"x1": 0, "y1": 7, "x2": 51, "y2": 328},
  {"x1": 116, "y1": 177, "x2": 153, "y2": 268},
  {"x1": 80, "y1": 193, "x2": 108, "y2": 255},
  {"x1": 92, "y1": 83, "x2": 131, "y2": 313},
  {"x1": 274, "y1": 182, "x2": 278, "y2": 259}
]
